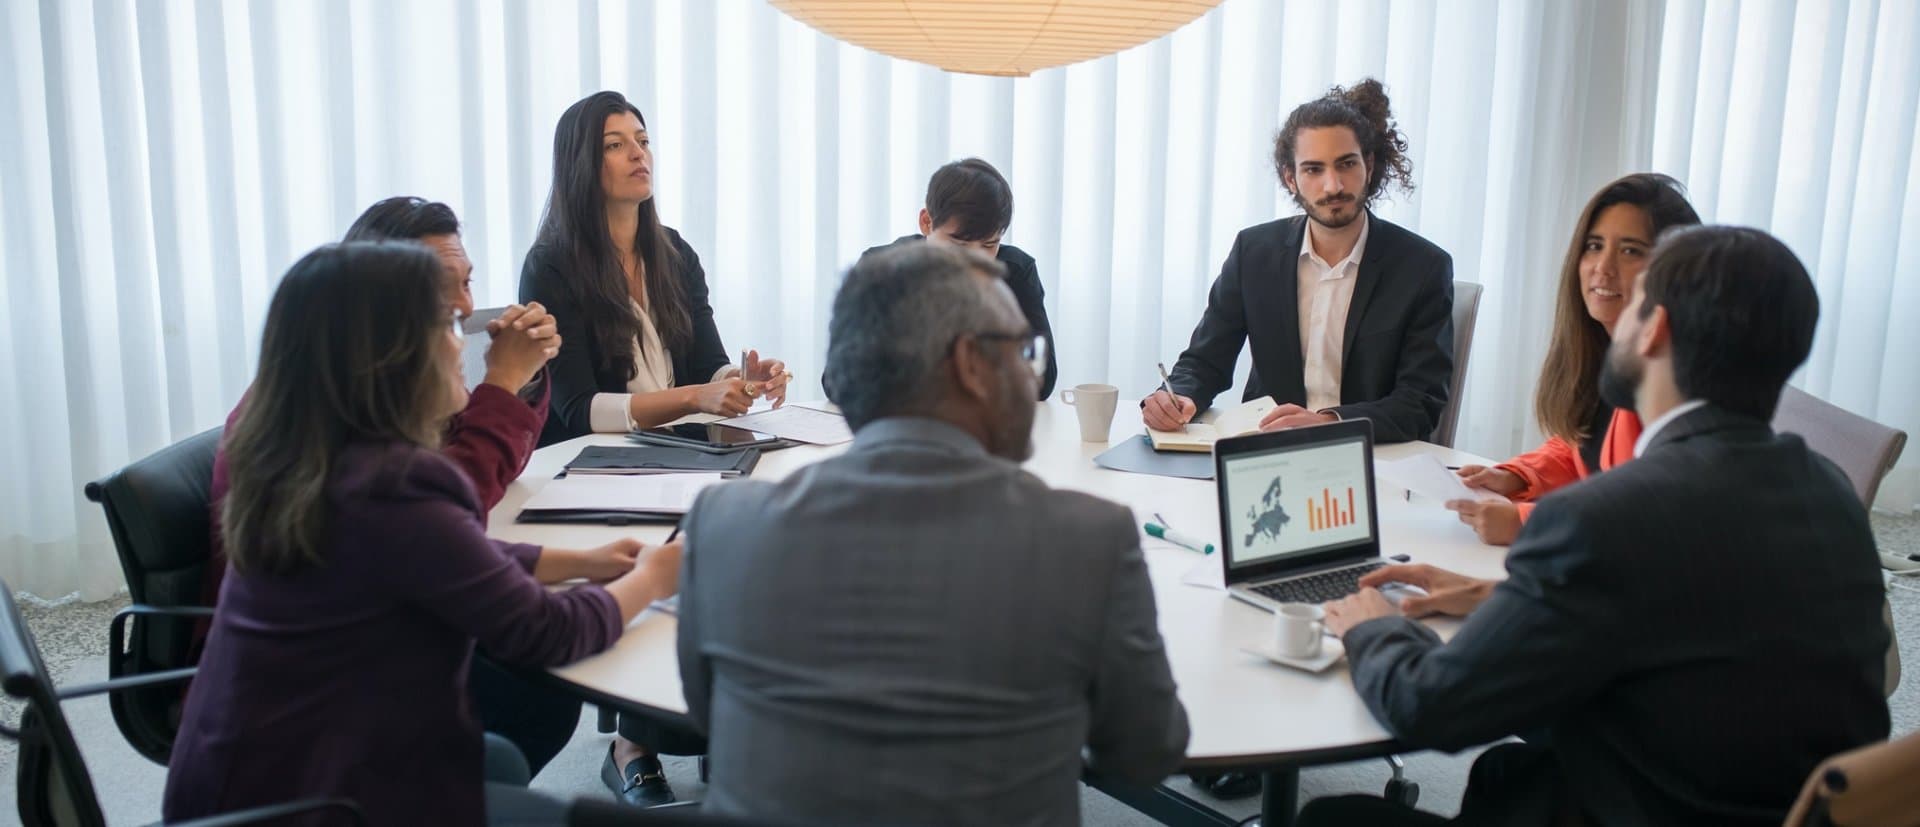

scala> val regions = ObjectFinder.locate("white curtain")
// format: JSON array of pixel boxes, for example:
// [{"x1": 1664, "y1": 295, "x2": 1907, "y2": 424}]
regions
[{"x1": 3, "y1": 0, "x2": 1914, "y2": 600}]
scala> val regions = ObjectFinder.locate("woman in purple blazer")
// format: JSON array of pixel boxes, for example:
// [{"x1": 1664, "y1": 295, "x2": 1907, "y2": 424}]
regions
[{"x1": 163, "y1": 242, "x2": 681, "y2": 826}]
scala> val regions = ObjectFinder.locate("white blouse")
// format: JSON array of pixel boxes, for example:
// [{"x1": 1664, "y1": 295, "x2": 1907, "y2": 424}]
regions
[{"x1": 588, "y1": 300, "x2": 737, "y2": 432}]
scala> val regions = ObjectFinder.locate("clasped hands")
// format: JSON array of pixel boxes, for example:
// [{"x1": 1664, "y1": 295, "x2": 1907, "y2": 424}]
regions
[
  {"x1": 1322, "y1": 564, "x2": 1497, "y2": 637},
  {"x1": 481, "y1": 302, "x2": 560, "y2": 394}
]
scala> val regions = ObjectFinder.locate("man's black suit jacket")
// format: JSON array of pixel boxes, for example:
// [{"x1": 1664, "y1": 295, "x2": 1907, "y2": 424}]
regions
[
  {"x1": 1166, "y1": 213, "x2": 1453, "y2": 443},
  {"x1": 1345, "y1": 405, "x2": 1891, "y2": 826},
  {"x1": 860, "y1": 236, "x2": 1059, "y2": 400}
]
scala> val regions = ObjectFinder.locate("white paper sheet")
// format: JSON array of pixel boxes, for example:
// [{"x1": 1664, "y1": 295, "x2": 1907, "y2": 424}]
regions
[
  {"x1": 1376, "y1": 454, "x2": 1508, "y2": 504},
  {"x1": 717, "y1": 405, "x2": 854, "y2": 445},
  {"x1": 1181, "y1": 554, "x2": 1227, "y2": 591},
  {"x1": 520, "y1": 472, "x2": 725, "y2": 513}
]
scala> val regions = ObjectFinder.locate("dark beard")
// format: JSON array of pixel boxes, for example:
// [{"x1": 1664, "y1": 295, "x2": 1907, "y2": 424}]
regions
[
  {"x1": 1298, "y1": 193, "x2": 1362, "y2": 230},
  {"x1": 1597, "y1": 341, "x2": 1643, "y2": 412}
]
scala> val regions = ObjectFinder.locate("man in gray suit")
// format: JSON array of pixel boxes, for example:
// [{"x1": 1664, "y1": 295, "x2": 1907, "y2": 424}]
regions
[{"x1": 677, "y1": 243, "x2": 1190, "y2": 826}]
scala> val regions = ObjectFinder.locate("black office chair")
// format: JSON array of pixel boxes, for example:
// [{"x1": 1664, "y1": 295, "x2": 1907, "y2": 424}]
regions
[
  {"x1": 83, "y1": 426, "x2": 224, "y2": 765},
  {"x1": 0, "y1": 581, "x2": 363, "y2": 826}
]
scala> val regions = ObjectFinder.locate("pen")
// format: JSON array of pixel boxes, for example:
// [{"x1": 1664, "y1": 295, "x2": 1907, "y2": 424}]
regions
[
  {"x1": 1155, "y1": 362, "x2": 1174, "y2": 397},
  {"x1": 666, "y1": 523, "x2": 683, "y2": 544},
  {"x1": 1145, "y1": 522, "x2": 1215, "y2": 555}
]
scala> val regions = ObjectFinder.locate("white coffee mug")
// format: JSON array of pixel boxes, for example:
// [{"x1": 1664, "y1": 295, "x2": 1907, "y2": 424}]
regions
[
  {"x1": 1275, "y1": 602, "x2": 1325, "y2": 659},
  {"x1": 1060, "y1": 383, "x2": 1120, "y2": 442}
]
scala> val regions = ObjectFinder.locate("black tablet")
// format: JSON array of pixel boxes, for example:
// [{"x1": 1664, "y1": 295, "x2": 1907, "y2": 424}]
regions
[{"x1": 633, "y1": 422, "x2": 782, "y2": 452}]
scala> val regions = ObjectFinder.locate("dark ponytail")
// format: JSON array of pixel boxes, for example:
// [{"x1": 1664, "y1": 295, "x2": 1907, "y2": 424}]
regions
[{"x1": 1273, "y1": 77, "x2": 1415, "y2": 207}]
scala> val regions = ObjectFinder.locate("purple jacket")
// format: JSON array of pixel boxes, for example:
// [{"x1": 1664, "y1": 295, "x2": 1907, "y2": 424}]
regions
[{"x1": 164, "y1": 440, "x2": 620, "y2": 826}]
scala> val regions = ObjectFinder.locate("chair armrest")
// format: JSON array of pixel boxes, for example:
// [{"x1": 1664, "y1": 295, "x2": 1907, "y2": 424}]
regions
[
  {"x1": 109, "y1": 604, "x2": 217, "y2": 668},
  {"x1": 57, "y1": 667, "x2": 196, "y2": 702},
  {"x1": 155, "y1": 797, "x2": 364, "y2": 827}
]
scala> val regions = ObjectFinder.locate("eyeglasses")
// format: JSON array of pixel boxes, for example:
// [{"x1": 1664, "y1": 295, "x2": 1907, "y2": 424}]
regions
[{"x1": 972, "y1": 331, "x2": 1049, "y2": 381}]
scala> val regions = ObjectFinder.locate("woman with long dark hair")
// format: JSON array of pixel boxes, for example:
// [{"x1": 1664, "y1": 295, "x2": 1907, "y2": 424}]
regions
[
  {"x1": 521, "y1": 90, "x2": 789, "y2": 449},
  {"x1": 165, "y1": 242, "x2": 682, "y2": 825},
  {"x1": 1447, "y1": 173, "x2": 1701, "y2": 544}
]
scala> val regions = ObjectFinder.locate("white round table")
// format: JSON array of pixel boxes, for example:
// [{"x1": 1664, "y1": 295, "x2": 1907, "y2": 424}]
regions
[{"x1": 486, "y1": 401, "x2": 1508, "y2": 825}]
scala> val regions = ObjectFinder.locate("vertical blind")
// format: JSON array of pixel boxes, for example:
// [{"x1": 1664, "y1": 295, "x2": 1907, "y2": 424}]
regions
[{"x1": 3, "y1": 0, "x2": 1914, "y2": 600}]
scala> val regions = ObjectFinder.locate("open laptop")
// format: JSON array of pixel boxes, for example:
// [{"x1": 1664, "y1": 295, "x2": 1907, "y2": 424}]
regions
[{"x1": 1213, "y1": 418, "x2": 1395, "y2": 611}]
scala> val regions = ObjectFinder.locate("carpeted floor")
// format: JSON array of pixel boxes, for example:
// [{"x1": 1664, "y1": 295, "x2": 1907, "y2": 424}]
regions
[{"x1": 6, "y1": 511, "x2": 1918, "y2": 825}]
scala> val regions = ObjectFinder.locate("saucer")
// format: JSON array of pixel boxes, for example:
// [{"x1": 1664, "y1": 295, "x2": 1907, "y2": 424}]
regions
[{"x1": 1238, "y1": 637, "x2": 1346, "y2": 673}]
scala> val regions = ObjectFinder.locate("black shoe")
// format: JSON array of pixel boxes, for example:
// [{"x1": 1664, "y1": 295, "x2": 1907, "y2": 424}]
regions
[
  {"x1": 601, "y1": 743, "x2": 677, "y2": 807},
  {"x1": 1189, "y1": 770, "x2": 1261, "y2": 800}
]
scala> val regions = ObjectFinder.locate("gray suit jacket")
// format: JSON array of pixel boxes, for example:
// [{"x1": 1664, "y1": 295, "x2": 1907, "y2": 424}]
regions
[{"x1": 678, "y1": 418, "x2": 1190, "y2": 827}]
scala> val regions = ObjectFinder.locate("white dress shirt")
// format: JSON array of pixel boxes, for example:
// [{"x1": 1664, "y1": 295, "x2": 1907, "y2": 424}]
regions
[
  {"x1": 1631, "y1": 399, "x2": 1708, "y2": 458},
  {"x1": 589, "y1": 299, "x2": 737, "y2": 432},
  {"x1": 1297, "y1": 214, "x2": 1371, "y2": 413}
]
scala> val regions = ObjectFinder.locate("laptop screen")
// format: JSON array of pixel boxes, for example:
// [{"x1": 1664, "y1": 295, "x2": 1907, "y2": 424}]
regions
[{"x1": 1220, "y1": 432, "x2": 1375, "y2": 570}]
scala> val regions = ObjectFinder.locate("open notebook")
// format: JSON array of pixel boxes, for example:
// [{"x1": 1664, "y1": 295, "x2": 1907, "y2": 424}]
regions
[{"x1": 1146, "y1": 397, "x2": 1278, "y2": 453}]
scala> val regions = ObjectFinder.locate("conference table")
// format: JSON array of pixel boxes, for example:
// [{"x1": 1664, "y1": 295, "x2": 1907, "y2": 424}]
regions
[{"x1": 485, "y1": 400, "x2": 1510, "y2": 827}]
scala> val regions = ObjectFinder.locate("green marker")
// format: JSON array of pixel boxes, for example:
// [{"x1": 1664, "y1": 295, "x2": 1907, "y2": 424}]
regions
[{"x1": 1145, "y1": 522, "x2": 1214, "y2": 555}]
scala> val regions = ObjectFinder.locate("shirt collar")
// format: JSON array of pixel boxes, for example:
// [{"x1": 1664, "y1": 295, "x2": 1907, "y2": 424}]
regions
[
  {"x1": 1633, "y1": 399, "x2": 1709, "y2": 457},
  {"x1": 851, "y1": 416, "x2": 990, "y2": 458},
  {"x1": 1299, "y1": 211, "x2": 1371, "y2": 278}
]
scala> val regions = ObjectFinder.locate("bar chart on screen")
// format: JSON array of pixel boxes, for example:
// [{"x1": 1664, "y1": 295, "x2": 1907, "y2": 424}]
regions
[{"x1": 1305, "y1": 487, "x2": 1357, "y2": 531}]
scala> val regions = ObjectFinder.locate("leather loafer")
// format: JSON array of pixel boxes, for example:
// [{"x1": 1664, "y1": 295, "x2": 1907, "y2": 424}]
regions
[
  {"x1": 1188, "y1": 769, "x2": 1262, "y2": 800},
  {"x1": 601, "y1": 743, "x2": 677, "y2": 807}
]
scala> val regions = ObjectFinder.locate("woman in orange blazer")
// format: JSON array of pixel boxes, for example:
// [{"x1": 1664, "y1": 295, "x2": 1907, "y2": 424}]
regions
[{"x1": 1448, "y1": 174, "x2": 1700, "y2": 544}]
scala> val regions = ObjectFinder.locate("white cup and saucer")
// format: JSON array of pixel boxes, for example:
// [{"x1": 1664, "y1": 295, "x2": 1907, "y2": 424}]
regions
[{"x1": 1239, "y1": 602, "x2": 1346, "y2": 672}]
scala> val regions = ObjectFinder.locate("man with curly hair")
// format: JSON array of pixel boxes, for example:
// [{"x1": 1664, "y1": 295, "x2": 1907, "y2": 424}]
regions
[{"x1": 1145, "y1": 78, "x2": 1456, "y2": 445}]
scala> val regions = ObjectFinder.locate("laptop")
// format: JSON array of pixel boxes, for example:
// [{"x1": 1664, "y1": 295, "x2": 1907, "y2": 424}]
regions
[{"x1": 1213, "y1": 418, "x2": 1396, "y2": 611}]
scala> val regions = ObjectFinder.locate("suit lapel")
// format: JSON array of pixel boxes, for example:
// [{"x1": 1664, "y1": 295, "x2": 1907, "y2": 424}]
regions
[
  {"x1": 1342, "y1": 213, "x2": 1389, "y2": 361},
  {"x1": 1258, "y1": 217, "x2": 1307, "y2": 399}
]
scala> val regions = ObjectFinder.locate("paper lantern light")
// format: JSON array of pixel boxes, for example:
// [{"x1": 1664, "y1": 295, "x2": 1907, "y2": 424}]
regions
[{"x1": 768, "y1": 1, "x2": 1224, "y2": 77}]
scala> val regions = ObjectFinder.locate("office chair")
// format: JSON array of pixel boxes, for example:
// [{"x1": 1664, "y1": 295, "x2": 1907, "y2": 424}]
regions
[
  {"x1": 1783, "y1": 730, "x2": 1920, "y2": 827},
  {"x1": 0, "y1": 582, "x2": 363, "y2": 827},
  {"x1": 83, "y1": 426, "x2": 224, "y2": 766},
  {"x1": 1429, "y1": 281, "x2": 1483, "y2": 448},
  {"x1": 1770, "y1": 386, "x2": 1908, "y2": 697}
]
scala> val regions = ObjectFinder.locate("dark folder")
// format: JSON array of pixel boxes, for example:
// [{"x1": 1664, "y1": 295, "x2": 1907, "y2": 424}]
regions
[{"x1": 561, "y1": 445, "x2": 761, "y2": 478}]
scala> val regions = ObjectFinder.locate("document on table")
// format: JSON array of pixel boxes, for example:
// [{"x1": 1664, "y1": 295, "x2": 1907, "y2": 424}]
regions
[
  {"x1": 717, "y1": 405, "x2": 853, "y2": 445},
  {"x1": 1376, "y1": 454, "x2": 1508, "y2": 504},
  {"x1": 1146, "y1": 397, "x2": 1277, "y2": 452},
  {"x1": 519, "y1": 472, "x2": 725, "y2": 515}
]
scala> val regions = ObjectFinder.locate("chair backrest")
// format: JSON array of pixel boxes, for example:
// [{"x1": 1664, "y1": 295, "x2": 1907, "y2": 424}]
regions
[
  {"x1": 1, "y1": 583, "x2": 110, "y2": 827},
  {"x1": 82, "y1": 425, "x2": 222, "y2": 764},
  {"x1": 1784, "y1": 729, "x2": 1920, "y2": 827},
  {"x1": 1770, "y1": 386, "x2": 1908, "y2": 698},
  {"x1": 1771, "y1": 385, "x2": 1908, "y2": 507},
  {"x1": 1429, "y1": 281, "x2": 1483, "y2": 448}
]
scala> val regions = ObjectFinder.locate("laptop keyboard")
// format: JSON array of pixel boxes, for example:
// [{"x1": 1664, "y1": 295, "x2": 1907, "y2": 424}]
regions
[{"x1": 1251, "y1": 562, "x2": 1387, "y2": 604}]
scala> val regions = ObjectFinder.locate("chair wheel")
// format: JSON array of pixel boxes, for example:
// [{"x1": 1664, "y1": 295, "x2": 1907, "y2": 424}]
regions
[
  {"x1": 1385, "y1": 777, "x2": 1420, "y2": 807},
  {"x1": 699, "y1": 755, "x2": 710, "y2": 783}
]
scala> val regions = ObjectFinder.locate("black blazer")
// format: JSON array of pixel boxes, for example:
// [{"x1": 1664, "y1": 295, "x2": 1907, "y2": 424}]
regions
[
  {"x1": 519, "y1": 228, "x2": 731, "y2": 447},
  {"x1": 860, "y1": 236, "x2": 1060, "y2": 400},
  {"x1": 1166, "y1": 213, "x2": 1453, "y2": 443},
  {"x1": 1344, "y1": 405, "x2": 1890, "y2": 827}
]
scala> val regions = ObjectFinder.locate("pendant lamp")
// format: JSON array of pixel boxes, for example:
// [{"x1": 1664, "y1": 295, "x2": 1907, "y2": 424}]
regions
[{"x1": 768, "y1": 1, "x2": 1223, "y2": 77}]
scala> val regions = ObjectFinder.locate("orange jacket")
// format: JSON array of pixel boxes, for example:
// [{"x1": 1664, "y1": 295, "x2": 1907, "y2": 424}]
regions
[{"x1": 1494, "y1": 407, "x2": 1643, "y2": 521}]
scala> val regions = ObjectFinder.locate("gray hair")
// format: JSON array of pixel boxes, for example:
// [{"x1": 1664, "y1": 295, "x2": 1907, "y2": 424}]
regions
[{"x1": 826, "y1": 243, "x2": 1012, "y2": 429}]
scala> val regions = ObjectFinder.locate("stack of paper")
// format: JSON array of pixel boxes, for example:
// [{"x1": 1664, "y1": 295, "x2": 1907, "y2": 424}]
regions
[
  {"x1": 717, "y1": 405, "x2": 853, "y2": 445},
  {"x1": 516, "y1": 472, "x2": 727, "y2": 524},
  {"x1": 1146, "y1": 397, "x2": 1278, "y2": 452}
]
